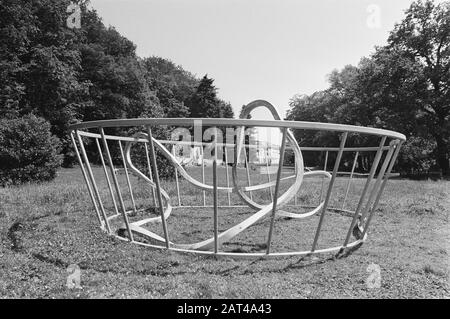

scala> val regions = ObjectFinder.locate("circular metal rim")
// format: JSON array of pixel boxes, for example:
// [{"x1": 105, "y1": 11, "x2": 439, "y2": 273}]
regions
[
  {"x1": 69, "y1": 117, "x2": 406, "y2": 141},
  {"x1": 69, "y1": 100, "x2": 402, "y2": 258}
]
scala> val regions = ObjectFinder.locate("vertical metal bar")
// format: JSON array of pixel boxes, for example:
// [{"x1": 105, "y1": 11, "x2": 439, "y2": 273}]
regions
[
  {"x1": 361, "y1": 142, "x2": 402, "y2": 238},
  {"x1": 76, "y1": 131, "x2": 111, "y2": 233},
  {"x1": 99, "y1": 128, "x2": 133, "y2": 241},
  {"x1": 201, "y1": 144, "x2": 206, "y2": 206},
  {"x1": 243, "y1": 144, "x2": 253, "y2": 200},
  {"x1": 172, "y1": 147, "x2": 181, "y2": 207},
  {"x1": 213, "y1": 158, "x2": 219, "y2": 254},
  {"x1": 95, "y1": 138, "x2": 119, "y2": 216},
  {"x1": 266, "y1": 128, "x2": 288, "y2": 255},
  {"x1": 360, "y1": 142, "x2": 396, "y2": 224},
  {"x1": 146, "y1": 126, "x2": 170, "y2": 248},
  {"x1": 311, "y1": 132, "x2": 348, "y2": 252},
  {"x1": 213, "y1": 128, "x2": 219, "y2": 207},
  {"x1": 144, "y1": 142, "x2": 156, "y2": 206},
  {"x1": 70, "y1": 132, "x2": 103, "y2": 226},
  {"x1": 294, "y1": 151, "x2": 298, "y2": 206},
  {"x1": 319, "y1": 150, "x2": 329, "y2": 203},
  {"x1": 119, "y1": 140, "x2": 137, "y2": 214},
  {"x1": 265, "y1": 148, "x2": 274, "y2": 201},
  {"x1": 342, "y1": 136, "x2": 387, "y2": 247},
  {"x1": 342, "y1": 151, "x2": 359, "y2": 210},
  {"x1": 224, "y1": 145, "x2": 231, "y2": 206}
]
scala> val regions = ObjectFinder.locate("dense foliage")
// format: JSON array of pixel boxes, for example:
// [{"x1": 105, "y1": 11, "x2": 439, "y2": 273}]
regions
[
  {"x1": 0, "y1": 115, "x2": 62, "y2": 185},
  {"x1": 0, "y1": 0, "x2": 233, "y2": 182},
  {"x1": 287, "y1": 0, "x2": 449, "y2": 175}
]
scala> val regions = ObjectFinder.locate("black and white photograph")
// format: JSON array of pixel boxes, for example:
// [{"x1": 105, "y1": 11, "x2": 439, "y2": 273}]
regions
[{"x1": 0, "y1": 0, "x2": 448, "y2": 301}]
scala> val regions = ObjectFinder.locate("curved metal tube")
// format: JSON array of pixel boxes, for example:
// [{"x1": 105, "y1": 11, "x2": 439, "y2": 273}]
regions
[
  {"x1": 93, "y1": 98, "x2": 399, "y2": 256},
  {"x1": 121, "y1": 100, "x2": 337, "y2": 249},
  {"x1": 232, "y1": 100, "x2": 327, "y2": 219}
]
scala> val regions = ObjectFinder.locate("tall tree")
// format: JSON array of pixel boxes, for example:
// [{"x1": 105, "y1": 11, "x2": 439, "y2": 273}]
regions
[
  {"x1": 188, "y1": 75, "x2": 234, "y2": 118},
  {"x1": 387, "y1": 0, "x2": 450, "y2": 174},
  {"x1": 0, "y1": 0, "x2": 92, "y2": 165},
  {"x1": 143, "y1": 56, "x2": 196, "y2": 118},
  {"x1": 0, "y1": 0, "x2": 235, "y2": 170},
  {"x1": 287, "y1": 0, "x2": 449, "y2": 175}
]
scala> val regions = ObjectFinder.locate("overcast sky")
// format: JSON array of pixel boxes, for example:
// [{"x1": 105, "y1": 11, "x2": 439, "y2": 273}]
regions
[{"x1": 89, "y1": 0, "x2": 419, "y2": 120}]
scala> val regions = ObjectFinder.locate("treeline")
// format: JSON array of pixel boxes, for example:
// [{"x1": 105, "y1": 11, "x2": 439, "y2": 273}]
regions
[
  {"x1": 0, "y1": 0, "x2": 233, "y2": 180},
  {"x1": 287, "y1": 0, "x2": 449, "y2": 176}
]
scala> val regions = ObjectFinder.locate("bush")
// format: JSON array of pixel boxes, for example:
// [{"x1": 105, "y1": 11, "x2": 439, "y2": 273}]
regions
[
  {"x1": 397, "y1": 135, "x2": 436, "y2": 175},
  {"x1": 0, "y1": 115, "x2": 62, "y2": 186}
]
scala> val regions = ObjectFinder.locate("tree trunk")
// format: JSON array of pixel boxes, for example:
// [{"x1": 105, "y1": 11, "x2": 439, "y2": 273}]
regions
[{"x1": 435, "y1": 135, "x2": 449, "y2": 176}]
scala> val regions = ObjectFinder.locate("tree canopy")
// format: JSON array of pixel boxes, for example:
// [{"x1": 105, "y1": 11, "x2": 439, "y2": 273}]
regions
[
  {"x1": 187, "y1": 75, "x2": 234, "y2": 119},
  {"x1": 287, "y1": 0, "x2": 449, "y2": 175},
  {"x1": 0, "y1": 0, "x2": 234, "y2": 167}
]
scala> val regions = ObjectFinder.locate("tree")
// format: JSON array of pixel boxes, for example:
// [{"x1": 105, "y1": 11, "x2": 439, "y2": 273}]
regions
[
  {"x1": 0, "y1": 0, "x2": 235, "y2": 178},
  {"x1": 287, "y1": 0, "x2": 450, "y2": 175},
  {"x1": 387, "y1": 0, "x2": 450, "y2": 174},
  {"x1": 0, "y1": 0, "x2": 164, "y2": 165},
  {"x1": 188, "y1": 75, "x2": 217, "y2": 118},
  {"x1": 0, "y1": 0, "x2": 92, "y2": 166},
  {"x1": 142, "y1": 56, "x2": 196, "y2": 118},
  {"x1": 188, "y1": 75, "x2": 234, "y2": 118}
]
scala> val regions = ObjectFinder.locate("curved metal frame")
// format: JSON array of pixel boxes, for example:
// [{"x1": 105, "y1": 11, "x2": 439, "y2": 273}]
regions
[{"x1": 69, "y1": 100, "x2": 405, "y2": 258}]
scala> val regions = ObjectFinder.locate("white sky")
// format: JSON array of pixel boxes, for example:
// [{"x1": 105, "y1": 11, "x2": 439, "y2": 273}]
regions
[{"x1": 89, "y1": 0, "x2": 419, "y2": 121}]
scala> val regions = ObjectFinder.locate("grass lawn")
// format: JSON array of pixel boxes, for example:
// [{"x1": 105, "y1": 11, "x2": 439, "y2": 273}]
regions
[{"x1": 0, "y1": 165, "x2": 449, "y2": 298}]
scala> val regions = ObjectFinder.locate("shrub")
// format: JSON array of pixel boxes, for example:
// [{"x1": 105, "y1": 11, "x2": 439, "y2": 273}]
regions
[
  {"x1": 397, "y1": 135, "x2": 437, "y2": 175},
  {"x1": 0, "y1": 115, "x2": 62, "y2": 186}
]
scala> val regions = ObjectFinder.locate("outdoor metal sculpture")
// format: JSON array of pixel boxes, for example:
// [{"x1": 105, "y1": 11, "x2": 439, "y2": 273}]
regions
[{"x1": 69, "y1": 100, "x2": 405, "y2": 258}]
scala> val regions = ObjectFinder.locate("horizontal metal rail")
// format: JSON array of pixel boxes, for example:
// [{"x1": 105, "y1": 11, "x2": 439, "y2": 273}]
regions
[{"x1": 69, "y1": 117, "x2": 406, "y2": 141}]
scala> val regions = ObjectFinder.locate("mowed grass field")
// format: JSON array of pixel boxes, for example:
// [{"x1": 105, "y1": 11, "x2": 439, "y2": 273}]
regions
[{"x1": 0, "y1": 164, "x2": 449, "y2": 298}]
